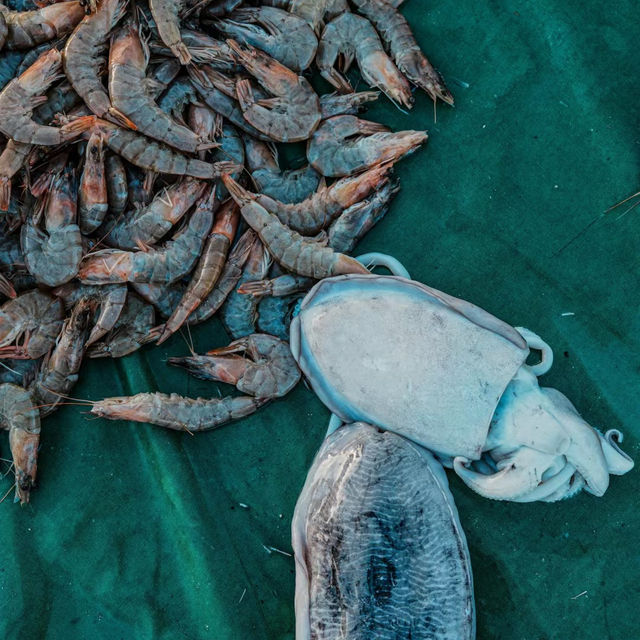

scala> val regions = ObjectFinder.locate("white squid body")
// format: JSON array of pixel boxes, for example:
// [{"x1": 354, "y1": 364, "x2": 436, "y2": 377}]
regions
[{"x1": 290, "y1": 275, "x2": 634, "y2": 502}]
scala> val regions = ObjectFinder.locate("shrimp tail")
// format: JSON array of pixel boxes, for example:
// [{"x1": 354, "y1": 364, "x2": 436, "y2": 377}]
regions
[
  {"x1": 59, "y1": 114, "x2": 100, "y2": 138},
  {"x1": 107, "y1": 106, "x2": 138, "y2": 130},
  {"x1": 0, "y1": 178, "x2": 11, "y2": 211}
]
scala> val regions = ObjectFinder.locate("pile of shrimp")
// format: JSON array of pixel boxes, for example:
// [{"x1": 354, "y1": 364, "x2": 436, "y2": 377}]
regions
[{"x1": 0, "y1": 0, "x2": 449, "y2": 503}]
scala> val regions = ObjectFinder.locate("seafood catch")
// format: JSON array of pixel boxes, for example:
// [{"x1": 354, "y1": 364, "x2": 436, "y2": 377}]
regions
[
  {"x1": 292, "y1": 421, "x2": 475, "y2": 640},
  {"x1": 290, "y1": 274, "x2": 634, "y2": 502}
]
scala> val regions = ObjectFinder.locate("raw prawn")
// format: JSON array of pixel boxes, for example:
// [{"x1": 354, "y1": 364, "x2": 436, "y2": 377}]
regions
[
  {"x1": 0, "y1": 48, "x2": 77, "y2": 145},
  {"x1": 88, "y1": 293, "x2": 160, "y2": 358},
  {"x1": 78, "y1": 198, "x2": 214, "y2": 284},
  {"x1": 159, "y1": 193, "x2": 238, "y2": 342},
  {"x1": 227, "y1": 163, "x2": 390, "y2": 234},
  {"x1": 307, "y1": 114, "x2": 427, "y2": 177},
  {"x1": 78, "y1": 130, "x2": 108, "y2": 233},
  {"x1": 216, "y1": 6, "x2": 317, "y2": 72},
  {"x1": 0, "y1": 1, "x2": 84, "y2": 50},
  {"x1": 220, "y1": 234, "x2": 270, "y2": 339},
  {"x1": 62, "y1": 115, "x2": 239, "y2": 179},
  {"x1": 52, "y1": 282, "x2": 127, "y2": 346},
  {"x1": 0, "y1": 289, "x2": 64, "y2": 359},
  {"x1": 228, "y1": 39, "x2": 321, "y2": 142},
  {"x1": 319, "y1": 90, "x2": 379, "y2": 119},
  {"x1": 33, "y1": 296, "x2": 92, "y2": 416},
  {"x1": 317, "y1": 12, "x2": 412, "y2": 108},
  {"x1": 105, "y1": 177, "x2": 206, "y2": 250},
  {"x1": 21, "y1": 163, "x2": 83, "y2": 286},
  {"x1": 62, "y1": 0, "x2": 136, "y2": 128},
  {"x1": 0, "y1": 383, "x2": 40, "y2": 503},
  {"x1": 223, "y1": 174, "x2": 369, "y2": 279},
  {"x1": 109, "y1": 23, "x2": 210, "y2": 153},
  {"x1": 105, "y1": 153, "x2": 128, "y2": 216},
  {"x1": 351, "y1": 0, "x2": 453, "y2": 104},
  {"x1": 169, "y1": 333, "x2": 300, "y2": 398}
]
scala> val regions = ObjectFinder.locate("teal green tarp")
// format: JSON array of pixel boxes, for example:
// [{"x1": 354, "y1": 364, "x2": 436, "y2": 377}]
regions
[{"x1": 1, "y1": 1, "x2": 638, "y2": 638}]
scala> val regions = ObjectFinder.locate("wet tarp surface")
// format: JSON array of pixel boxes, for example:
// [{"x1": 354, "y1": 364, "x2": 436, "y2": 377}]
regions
[{"x1": 1, "y1": 1, "x2": 639, "y2": 638}]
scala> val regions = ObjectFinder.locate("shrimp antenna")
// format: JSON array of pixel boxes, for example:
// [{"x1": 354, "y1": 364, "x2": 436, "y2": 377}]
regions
[
  {"x1": 0, "y1": 360, "x2": 21, "y2": 376},
  {"x1": 35, "y1": 386, "x2": 95, "y2": 405},
  {"x1": 0, "y1": 482, "x2": 16, "y2": 504},
  {"x1": 605, "y1": 190, "x2": 640, "y2": 219}
]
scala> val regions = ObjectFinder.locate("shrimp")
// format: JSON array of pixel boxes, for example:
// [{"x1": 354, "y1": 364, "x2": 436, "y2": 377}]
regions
[
  {"x1": 149, "y1": 0, "x2": 191, "y2": 64},
  {"x1": 109, "y1": 24, "x2": 209, "y2": 153},
  {"x1": 105, "y1": 177, "x2": 206, "y2": 250},
  {"x1": 238, "y1": 271, "x2": 313, "y2": 298},
  {"x1": 0, "y1": 49, "x2": 78, "y2": 145},
  {"x1": 0, "y1": 139, "x2": 30, "y2": 209},
  {"x1": 187, "y1": 65, "x2": 271, "y2": 141},
  {"x1": 317, "y1": 12, "x2": 412, "y2": 109},
  {"x1": 62, "y1": 115, "x2": 239, "y2": 179},
  {"x1": 62, "y1": 0, "x2": 136, "y2": 128},
  {"x1": 88, "y1": 292, "x2": 161, "y2": 358},
  {"x1": 288, "y1": 0, "x2": 348, "y2": 33},
  {"x1": 0, "y1": 290, "x2": 64, "y2": 359},
  {"x1": 188, "y1": 227, "x2": 255, "y2": 324},
  {"x1": 228, "y1": 40, "x2": 321, "y2": 143},
  {"x1": 78, "y1": 130, "x2": 108, "y2": 233},
  {"x1": 0, "y1": 383, "x2": 40, "y2": 503},
  {"x1": 223, "y1": 174, "x2": 369, "y2": 280},
  {"x1": 31, "y1": 79, "x2": 81, "y2": 125},
  {"x1": 307, "y1": 114, "x2": 427, "y2": 177},
  {"x1": 159, "y1": 193, "x2": 238, "y2": 342},
  {"x1": 220, "y1": 235, "x2": 270, "y2": 339},
  {"x1": 52, "y1": 282, "x2": 127, "y2": 346},
  {"x1": 319, "y1": 90, "x2": 379, "y2": 119},
  {"x1": 21, "y1": 164, "x2": 83, "y2": 287},
  {"x1": 158, "y1": 75, "x2": 199, "y2": 124},
  {"x1": 216, "y1": 6, "x2": 317, "y2": 72},
  {"x1": 33, "y1": 296, "x2": 92, "y2": 416},
  {"x1": 243, "y1": 135, "x2": 320, "y2": 204},
  {"x1": 0, "y1": 1, "x2": 84, "y2": 50},
  {"x1": 228, "y1": 162, "x2": 391, "y2": 234},
  {"x1": 125, "y1": 163, "x2": 153, "y2": 209},
  {"x1": 105, "y1": 153, "x2": 128, "y2": 216},
  {"x1": 78, "y1": 198, "x2": 214, "y2": 284},
  {"x1": 91, "y1": 392, "x2": 267, "y2": 432},
  {"x1": 170, "y1": 333, "x2": 300, "y2": 398},
  {"x1": 327, "y1": 175, "x2": 399, "y2": 252},
  {"x1": 351, "y1": 0, "x2": 453, "y2": 105},
  {"x1": 257, "y1": 294, "x2": 299, "y2": 340},
  {"x1": 151, "y1": 28, "x2": 238, "y2": 69}
]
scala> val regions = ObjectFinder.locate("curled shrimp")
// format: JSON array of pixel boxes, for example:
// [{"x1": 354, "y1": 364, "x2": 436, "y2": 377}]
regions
[
  {"x1": 33, "y1": 296, "x2": 92, "y2": 416},
  {"x1": 88, "y1": 293, "x2": 160, "y2": 358},
  {"x1": 351, "y1": 0, "x2": 453, "y2": 105},
  {"x1": 169, "y1": 333, "x2": 300, "y2": 398},
  {"x1": 0, "y1": 1, "x2": 84, "y2": 50},
  {"x1": 21, "y1": 164, "x2": 83, "y2": 287},
  {"x1": 0, "y1": 383, "x2": 40, "y2": 503},
  {"x1": 78, "y1": 131, "x2": 108, "y2": 233},
  {"x1": 0, "y1": 48, "x2": 77, "y2": 145},
  {"x1": 230, "y1": 163, "x2": 391, "y2": 234},
  {"x1": 61, "y1": 115, "x2": 239, "y2": 179},
  {"x1": 159, "y1": 193, "x2": 238, "y2": 342},
  {"x1": 307, "y1": 114, "x2": 427, "y2": 177},
  {"x1": 105, "y1": 153, "x2": 128, "y2": 216},
  {"x1": 91, "y1": 392, "x2": 267, "y2": 432},
  {"x1": 78, "y1": 195, "x2": 214, "y2": 284},
  {"x1": 109, "y1": 23, "x2": 210, "y2": 153},
  {"x1": 243, "y1": 135, "x2": 320, "y2": 205},
  {"x1": 0, "y1": 289, "x2": 64, "y2": 359},
  {"x1": 62, "y1": 0, "x2": 135, "y2": 128},
  {"x1": 223, "y1": 174, "x2": 369, "y2": 280},
  {"x1": 52, "y1": 282, "x2": 127, "y2": 346},
  {"x1": 228, "y1": 39, "x2": 321, "y2": 143},
  {"x1": 220, "y1": 233, "x2": 271, "y2": 339},
  {"x1": 319, "y1": 90, "x2": 380, "y2": 119},
  {"x1": 149, "y1": 0, "x2": 191, "y2": 64},
  {"x1": 317, "y1": 12, "x2": 413, "y2": 109},
  {"x1": 105, "y1": 177, "x2": 206, "y2": 250},
  {"x1": 188, "y1": 227, "x2": 255, "y2": 324},
  {"x1": 216, "y1": 6, "x2": 317, "y2": 72}
]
